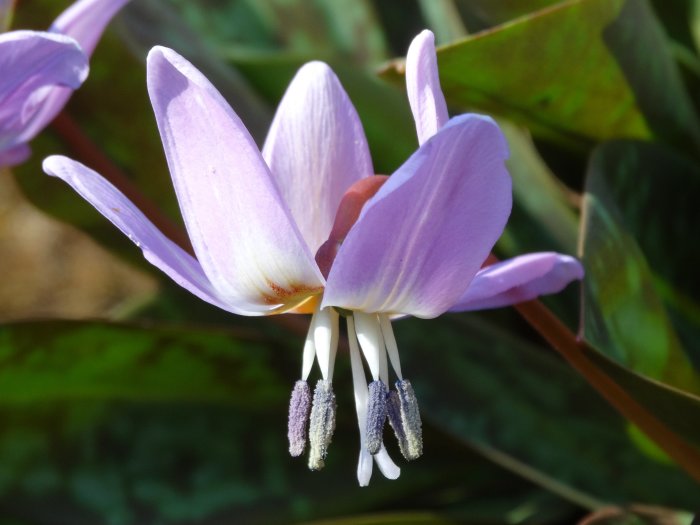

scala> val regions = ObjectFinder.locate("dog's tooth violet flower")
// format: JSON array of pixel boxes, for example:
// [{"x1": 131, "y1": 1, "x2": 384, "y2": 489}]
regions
[
  {"x1": 0, "y1": 0, "x2": 130, "y2": 167},
  {"x1": 43, "y1": 30, "x2": 583, "y2": 486}
]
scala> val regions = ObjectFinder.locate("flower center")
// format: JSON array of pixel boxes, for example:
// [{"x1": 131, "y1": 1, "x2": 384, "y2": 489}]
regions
[{"x1": 286, "y1": 303, "x2": 423, "y2": 486}]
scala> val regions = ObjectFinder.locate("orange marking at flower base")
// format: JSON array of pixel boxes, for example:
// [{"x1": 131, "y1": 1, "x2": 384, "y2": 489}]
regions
[
  {"x1": 315, "y1": 175, "x2": 388, "y2": 278},
  {"x1": 263, "y1": 281, "x2": 323, "y2": 310}
]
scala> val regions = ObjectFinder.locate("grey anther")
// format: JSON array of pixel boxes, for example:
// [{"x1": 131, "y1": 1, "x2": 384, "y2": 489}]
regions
[
  {"x1": 396, "y1": 379, "x2": 423, "y2": 460},
  {"x1": 366, "y1": 380, "x2": 388, "y2": 455},
  {"x1": 386, "y1": 390, "x2": 410, "y2": 459},
  {"x1": 287, "y1": 380, "x2": 311, "y2": 457},
  {"x1": 308, "y1": 379, "x2": 337, "y2": 470}
]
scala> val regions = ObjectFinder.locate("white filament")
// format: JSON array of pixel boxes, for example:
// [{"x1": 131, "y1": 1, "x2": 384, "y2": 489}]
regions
[
  {"x1": 354, "y1": 312, "x2": 389, "y2": 384},
  {"x1": 301, "y1": 312, "x2": 317, "y2": 381},
  {"x1": 348, "y1": 316, "x2": 400, "y2": 486},
  {"x1": 379, "y1": 314, "x2": 403, "y2": 380},
  {"x1": 314, "y1": 306, "x2": 339, "y2": 382}
]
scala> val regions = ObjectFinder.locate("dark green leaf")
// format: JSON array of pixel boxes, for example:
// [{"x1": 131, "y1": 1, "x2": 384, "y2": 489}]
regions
[
  {"x1": 397, "y1": 314, "x2": 700, "y2": 509},
  {"x1": 584, "y1": 140, "x2": 700, "y2": 364},
  {"x1": 383, "y1": 0, "x2": 700, "y2": 149},
  {"x1": 581, "y1": 145, "x2": 700, "y2": 393},
  {"x1": 0, "y1": 320, "x2": 577, "y2": 524}
]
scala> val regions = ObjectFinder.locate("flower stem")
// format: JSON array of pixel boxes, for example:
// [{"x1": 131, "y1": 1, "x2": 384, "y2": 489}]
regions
[{"x1": 515, "y1": 295, "x2": 700, "y2": 483}]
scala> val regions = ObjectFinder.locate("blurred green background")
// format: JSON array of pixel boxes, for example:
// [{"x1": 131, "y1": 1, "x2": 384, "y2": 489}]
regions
[{"x1": 2, "y1": 0, "x2": 700, "y2": 523}]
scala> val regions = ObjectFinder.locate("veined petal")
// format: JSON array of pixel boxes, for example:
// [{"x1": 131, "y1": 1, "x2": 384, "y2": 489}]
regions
[
  {"x1": 450, "y1": 252, "x2": 584, "y2": 311},
  {"x1": 0, "y1": 31, "x2": 87, "y2": 147},
  {"x1": 147, "y1": 47, "x2": 324, "y2": 311},
  {"x1": 50, "y1": 0, "x2": 131, "y2": 57},
  {"x1": 15, "y1": 0, "x2": 129, "y2": 147},
  {"x1": 42, "y1": 155, "x2": 258, "y2": 314},
  {"x1": 323, "y1": 114, "x2": 511, "y2": 318},
  {"x1": 262, "y1": 61, "x2": 373, "y2": 253},
  {"x1": 406, "y1": 30, "x2": 448, "y2": 145}
]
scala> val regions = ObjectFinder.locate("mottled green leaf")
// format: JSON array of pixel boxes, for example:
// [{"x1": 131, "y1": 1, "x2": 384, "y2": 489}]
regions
[
  {"x1": 583, "y1": 141, "x2": 700, "y2": 364},
  {"x1": 581, "y1": 145, "x2": 700, "y2": 393},
  {"x1": 0, "y1": 320, "x2": 286, "y2": 404},
  {"x1": 581, "y1": 341, "x2": 700, "y2": 453},
  {"x1": 0, "y1": 320, "x2": 576, "y2": 524},
  {"x1": 397, "y1": 314, "x2": 700, "y2": 509},
  {"x1": 383, "y1": 0, "x2": 700, "y2": 149}
]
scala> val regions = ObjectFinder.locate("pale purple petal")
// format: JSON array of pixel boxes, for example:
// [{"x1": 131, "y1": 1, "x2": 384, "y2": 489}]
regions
[
  {"x1": 42, "y1": 155, "x2": 258, "y2": 315},
  {"x1": 262, "y1": 61, "x2": 373, "y2": 253},
  {"x1": 450, "y1": 252, "x2": 584, "y2": 311},
  {"x1": 147, "y1": 46, "x2": 324, "y2": 311},
  {"x1": 323, "y1": 114, "x2": 511, "y2": 318},
  {"x1": 50, "y1": 0, "x2": 131, "y2": 57},
  {"x1": 0, "y1": 143, "x2": 30, "y2": 167},
  {"x1": 20, "y1": 0, "x2": 130, "y2": 145},
  {"x1": 0, "y1": 31, "x2": 87, "y2": 148},
  {"x1": 406, "y1": 30, "x2": 449, "y2": 145}
]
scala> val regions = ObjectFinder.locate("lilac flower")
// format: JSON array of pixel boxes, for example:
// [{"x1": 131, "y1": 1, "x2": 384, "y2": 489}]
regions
[
  {"x1": 0, "y1": 0, "x2": 130, "y2": 167},
  {"x1": 43, "y1": 30, "x2": 583, "y2": 485}
]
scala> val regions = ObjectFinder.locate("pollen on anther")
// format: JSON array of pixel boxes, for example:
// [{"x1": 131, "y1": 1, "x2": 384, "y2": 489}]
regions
[
  {"x1": 396, "y1": 379, "x2": 423, "y2": 460},
  {"x1": 387, "y1": 390, "x2": 410, "y2": 459},
  {"x1": 287, "y1": 380, "x2": 311, "y2": 457},
  {"x1": 308, "y1": 379, "x2": 337, "y2": 470},
  {"x1": 366, "y1": 380, "x2": 388, "y2": 455}
]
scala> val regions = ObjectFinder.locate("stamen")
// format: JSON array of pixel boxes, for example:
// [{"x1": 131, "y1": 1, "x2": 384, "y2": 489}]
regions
[
  {"x1": 379, "y1": 314, "x2": 403, "y2": 380},
  {"x1": 314, "y1": 307, "x2": 339, "y2": 381},
  {"x1": 396, "y1": 379, "x2": 423, "y2": 460},
  {"x1": 386, "y1": 390, "x2": 410, "y2": 459},
  {"x1": 287, "y1": 380, "x2": 311, "y2": 457},
  {"x1": 308, "y1": 379, "x2": 337, "y2": 470},
  {"x1": 366, "y1": 380, "x2": 388, "y2": 455},
  {"x1": 301, "y1": 314, "x2": 317, "y2": 381}
]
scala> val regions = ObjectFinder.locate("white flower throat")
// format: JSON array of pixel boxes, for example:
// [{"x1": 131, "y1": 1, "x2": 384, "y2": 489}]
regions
[{"x1": 286, "y1": 303, "x2": 423, "y2": 486}]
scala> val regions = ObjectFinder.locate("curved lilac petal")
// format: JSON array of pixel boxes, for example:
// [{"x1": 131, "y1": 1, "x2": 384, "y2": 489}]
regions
[
  {"x1": 450, "y1": 252, "x2": 584, "y2": 311},
  {"x1": 262, "y1": 61, "x2": 373, "y2": 253},
  {"x1": 147, "y1": 46, "x2": 324, "y2": 311},
  {"x1": 0, "y1": 143, "x2": 31, "y2": 167},
  {"x1": 50, "y1": 0, "x2": 131, "y2": 57},
  {"x1": 0, "y1": 31, "x2": 87, "y2": 147},
  {"x1": 323, "y1": 114, "x2": 511, "y2": 318},
  {"x1": 42, "y1": 155, "x2": 261, "y2": 315},
  {"x1": 19, "y1": 0, "x2": 130, "y2": 145},
  {"x1": 406, "y1": 30, "x2": 448, "y2": 145}
]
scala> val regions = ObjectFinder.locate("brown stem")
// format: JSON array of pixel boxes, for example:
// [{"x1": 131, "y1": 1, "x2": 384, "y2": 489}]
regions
[
  {"x1": 511, "y1": 281, "x2": 700, "y2": 483},
  {"x1": 50, "y1": 112, "x2": 194, "y2": 254}
]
